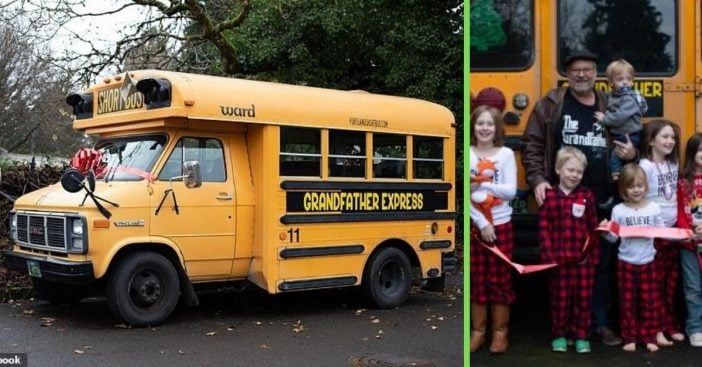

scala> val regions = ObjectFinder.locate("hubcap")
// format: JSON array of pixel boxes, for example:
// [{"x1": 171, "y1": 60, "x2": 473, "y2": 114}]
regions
[
  {"x1": 129, "y1": 270, "x2": 162, "y2": 307},
  {"x1": 378, "y1": 261, "x2": 402, "y2": 294}
]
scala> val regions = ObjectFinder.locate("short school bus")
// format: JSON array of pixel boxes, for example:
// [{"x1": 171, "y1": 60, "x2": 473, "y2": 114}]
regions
[{"x1": 3, "y1": 70, "x2": 457, "y2": 326}]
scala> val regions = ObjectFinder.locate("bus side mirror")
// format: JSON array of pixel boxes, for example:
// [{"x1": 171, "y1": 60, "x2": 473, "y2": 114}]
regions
[{"x1": 183, "y1": 161, "x2": 202, "y2": 188}]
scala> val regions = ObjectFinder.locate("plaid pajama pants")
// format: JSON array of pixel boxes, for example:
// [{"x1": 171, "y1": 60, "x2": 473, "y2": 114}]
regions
[
  {"x1": 618, "y1": 260, "x2": 661, "y2": 344},
  {"x1": 547, "y1": 260, "x2": 595, "y2": 339},
  {"x1": 654, "y1": 239, "x2": 681, "y2": 334},
  {"x1": 470, "y1": 222, "x2": 515, "y2": 305}
]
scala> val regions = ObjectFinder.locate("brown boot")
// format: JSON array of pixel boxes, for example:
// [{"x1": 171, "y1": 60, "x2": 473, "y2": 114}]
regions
[
  {"x1": 489, "y1": 303, "x2": 510, "y2": 354},
  {"x1": 470, "y1": 303, "x2": 488, "y2": 352}
]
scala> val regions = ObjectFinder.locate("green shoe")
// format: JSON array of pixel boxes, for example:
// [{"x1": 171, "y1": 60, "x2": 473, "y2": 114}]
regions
[
  {"x1": 551, "y1": 337, "x2": 567, "y2": 352},
  {"x1": 575, "y1": 339, "x2": 591, "y2": 353}
]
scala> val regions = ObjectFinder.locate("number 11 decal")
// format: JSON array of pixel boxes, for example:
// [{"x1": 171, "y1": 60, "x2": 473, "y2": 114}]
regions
[{"x1": 287, "y1": 227, "x2": 300, "y2": 243}]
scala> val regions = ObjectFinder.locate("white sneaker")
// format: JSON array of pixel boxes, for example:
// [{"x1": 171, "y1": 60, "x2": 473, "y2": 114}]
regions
[{"x1": 689, "y1": 333, "x2": 702, "y2": 347}]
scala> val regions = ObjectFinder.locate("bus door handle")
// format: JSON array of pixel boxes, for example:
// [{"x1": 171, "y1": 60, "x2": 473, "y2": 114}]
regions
[{"x1": 216, "y1": 193, "x2": 233, "y2": 201}]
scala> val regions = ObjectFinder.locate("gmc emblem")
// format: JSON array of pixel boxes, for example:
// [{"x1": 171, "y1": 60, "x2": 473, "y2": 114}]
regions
[{"x1": 29, "y1": 226, "x2": 44, "y2": 236}]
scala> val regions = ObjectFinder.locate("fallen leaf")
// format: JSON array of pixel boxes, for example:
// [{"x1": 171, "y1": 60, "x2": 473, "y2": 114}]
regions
[
  {"x1": 437, "y1": 316, "x2": 444, "y2": 321},
  {"x1": 255, "y1": 321, "x2": 262, "y2": 325},
  {"x1": 22, "y1": 309, "x2": 34, "y2": 315},
  {"x1": 260, "y1": 344, "x2": 270, "y2": 350},
  {"x1": 206, "y1": 331, "x2": 216, "y2": 336},
  {"x1": 114, "y1": 323, "x2": 131, "y2": 329},
  {"x1": 83, "y1": 346, "x2": 92, "y2": 349},
  {"x1": 74, "y1": 350, "x2": 84, "y2": 354},
  {"x1": 371, "y1": 318, "x2": 380, "y2": 324},
  {"x1": 178, "y1": 350, "x2": 186, "y2": 355},
  {"x1": 431, "y1": 326, "x2": 438, "y2": 330},
  {"x1": 227, "y1": 327, "x2": 236, "y2": 331},
  {"x1": 355, "y1": 308, "x2": 367, "y2": 315}
]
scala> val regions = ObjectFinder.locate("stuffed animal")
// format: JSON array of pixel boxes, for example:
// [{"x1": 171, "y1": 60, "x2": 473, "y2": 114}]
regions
[{"x1": 471, "y1": 158, "x2": 502, "y2": 225}]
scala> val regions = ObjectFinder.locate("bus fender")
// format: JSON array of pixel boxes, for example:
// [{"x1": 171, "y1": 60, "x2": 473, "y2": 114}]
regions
[{"x1": 99, "y1": 236, "x2": 199, "y2": 306}]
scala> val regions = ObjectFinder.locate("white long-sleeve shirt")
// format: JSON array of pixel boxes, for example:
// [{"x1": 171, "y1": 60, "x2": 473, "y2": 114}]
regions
[
  {"x1": 639, "y1": 158, "x2": 678, "y2": 226},
  {"x1": 469, "y1": 146, "x2": 517, "y2": 230}
]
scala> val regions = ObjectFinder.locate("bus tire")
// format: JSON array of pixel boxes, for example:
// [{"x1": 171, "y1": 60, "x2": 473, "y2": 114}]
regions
[
  {"x1": 362, "y1": 247, "x2": 412, "y2": 309},
  {"x1": 32, "y1": 278, "x2": 86, "y2": 305},
  {"x1": 106, "y1": 251, "x2": 180, "y2": 326}
]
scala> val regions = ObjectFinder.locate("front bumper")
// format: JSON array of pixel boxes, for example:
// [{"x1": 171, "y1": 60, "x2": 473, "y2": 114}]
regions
[{"x1": 3, "y1": 250, "x2": 94, "y2": 285}]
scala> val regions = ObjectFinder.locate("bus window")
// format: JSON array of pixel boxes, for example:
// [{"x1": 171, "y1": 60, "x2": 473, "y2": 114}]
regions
[
  {"x1": 198, "y1": 139, "x2": 226, "y2": 182},
  {"x1": 373, "y1": 133, "x2": 406, "y2": 179},
  {"x1": 470, "y1": 0, "x2": 534, "y2": 70},
  {"x1": 329, "y1": 130, "x2": 365, "y2": 178},
  {"x1": 558, "y1": 0, "x2": 676, "y2": 75},
  {"x1": 413, "y1": 136, "x2": 443, "y2": 179},
  {"x1": 280, "y1": 127, "x2": 321, "y2": 177},
  {"x1": 159, "y1": 137, "x2": 226, "y2": 182}
]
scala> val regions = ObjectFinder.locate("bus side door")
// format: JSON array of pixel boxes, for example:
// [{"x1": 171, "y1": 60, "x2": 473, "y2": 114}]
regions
[{"x1": 150, "y1": 133, "x2": 236, "y2": 280}]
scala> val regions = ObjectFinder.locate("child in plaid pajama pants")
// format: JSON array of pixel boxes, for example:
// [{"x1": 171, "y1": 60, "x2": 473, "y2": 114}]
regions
[
  {"x1": 604, "y1": 164, "x2": 664, "y2": 352},
  {"x1": 469, "y1": 105, "x2": 517, "y2": 354},
  {"x1": 639, "y1": 119, "x2": 684, "y2": 345},
  {"x1": 539, "y1": 147, "x2": 599, "y2": 354}
]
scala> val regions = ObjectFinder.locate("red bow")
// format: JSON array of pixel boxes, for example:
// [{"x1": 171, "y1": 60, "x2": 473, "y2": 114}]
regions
[{"x1": 71, "y1": 148, "x2": 107, "y2": 177}]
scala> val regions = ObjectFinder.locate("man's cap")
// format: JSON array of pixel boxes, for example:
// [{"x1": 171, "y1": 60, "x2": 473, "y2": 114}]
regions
[{"x1": 563, "y1": 50, "x2": 598, "y2": 68}]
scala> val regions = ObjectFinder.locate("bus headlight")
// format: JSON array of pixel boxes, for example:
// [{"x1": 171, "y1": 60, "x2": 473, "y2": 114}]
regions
[
  {"x1": 68, "y1": 217, "x2": 88, "y2": 254},
  {"x1": 72, "y1": 218, "x2": 84, "y2": 235},
  {"x1": 9, "y1": 212, "x2": 17, "y2": 241},
  {"x1": 71, "y1": 238, "x2": 84, "y2": 252}
]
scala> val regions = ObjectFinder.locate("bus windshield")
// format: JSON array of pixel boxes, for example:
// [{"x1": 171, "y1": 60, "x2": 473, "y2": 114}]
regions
[
  {"x1": 469, "y1": 0, "x2": 534, "y2": 70},
  {"x1": 95, "y1": 134, "x2": 167, "y2": 182}
]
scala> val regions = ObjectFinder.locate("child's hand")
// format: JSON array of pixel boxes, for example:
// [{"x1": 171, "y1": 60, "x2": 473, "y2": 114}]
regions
[
  {"x1": 599, "y1": 219, "x2": 609, "y2": 227},
  {"x1": 594, "y1": 111, "x2": 604, "y2": 121},
  {"x1": 470, "y1": 176, "x2": 480, "y2": 191},
  {"x1": 694, "y1": 225, "x2": 702, "y2": 240},
  {"x1": 480, "y1": 224, "x2": 496, "y2": 243}
]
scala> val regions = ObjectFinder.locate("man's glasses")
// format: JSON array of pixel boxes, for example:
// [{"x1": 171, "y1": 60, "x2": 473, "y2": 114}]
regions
[{"x1": 568, "y1": 67, "x2": 596, "y2": 75}]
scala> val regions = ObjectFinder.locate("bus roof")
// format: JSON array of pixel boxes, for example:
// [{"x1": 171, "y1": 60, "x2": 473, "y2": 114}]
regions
[{"x1": 73, "y1": 70, "x2": 455, "y2": 137}]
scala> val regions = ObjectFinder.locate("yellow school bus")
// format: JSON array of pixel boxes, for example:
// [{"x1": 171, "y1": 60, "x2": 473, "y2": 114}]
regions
[
  {"x1": 470, "y1": 0, "x2": 696, "y2": 258},
  {"x1": 3, "y1": 70, "x2": 456, "y2": 326}
]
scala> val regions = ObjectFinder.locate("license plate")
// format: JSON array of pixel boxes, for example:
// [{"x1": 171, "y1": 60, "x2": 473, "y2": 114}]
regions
[{"x1": 26, "y1": 260, "x2": 42, "y2": 278}]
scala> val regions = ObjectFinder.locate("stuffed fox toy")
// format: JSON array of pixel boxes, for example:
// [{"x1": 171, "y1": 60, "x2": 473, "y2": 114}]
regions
[{"x1": 471, "y1": 158, "x2": 502, "y2": 225}]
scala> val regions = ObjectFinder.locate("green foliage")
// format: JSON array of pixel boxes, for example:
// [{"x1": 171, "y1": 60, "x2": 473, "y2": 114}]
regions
[
  {"x1": 232, "y1": 0, "x2": 464, "y2": 242},
  {"x1": 181, "y1": 0, "x2": 465, "y2": 245}
]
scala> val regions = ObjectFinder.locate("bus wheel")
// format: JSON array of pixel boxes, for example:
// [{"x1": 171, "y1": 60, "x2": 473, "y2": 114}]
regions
[
  {"x1": 32, "y1": 278, "x2": 86, "y2": 305},
  {"x1": 106, "y1": 251, "x2": 180, "y2": 326},
  {"x1": 362, "y1": 247, "x2": 412, "y2": 309}
]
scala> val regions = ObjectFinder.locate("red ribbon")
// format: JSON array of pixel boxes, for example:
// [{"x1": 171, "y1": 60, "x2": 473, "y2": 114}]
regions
[{"x1": 474, "y1": 221, "x2": 696, "y2": 275}]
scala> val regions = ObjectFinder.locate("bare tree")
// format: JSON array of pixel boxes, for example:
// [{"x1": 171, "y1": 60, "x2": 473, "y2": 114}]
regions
[
  {"x1": 2, "y1": 0, "x2": 251, "y2": 83},
  {"x1": 0, "y1": 23, "x2": 84, "y2": 156}
]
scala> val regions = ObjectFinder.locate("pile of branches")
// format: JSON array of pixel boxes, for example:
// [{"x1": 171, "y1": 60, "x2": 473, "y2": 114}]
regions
[
  {"x1": 0, "y1": 159, "x2": 67, "y2": 245},
  {"x1": 0, "y1": 158, "x2": 67, "y2": 300}
]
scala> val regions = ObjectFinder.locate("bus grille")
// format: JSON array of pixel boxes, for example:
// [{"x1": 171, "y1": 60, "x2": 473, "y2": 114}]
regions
[{"x1": 16, "y1": 214, "x2": 67, "y2": 250}]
